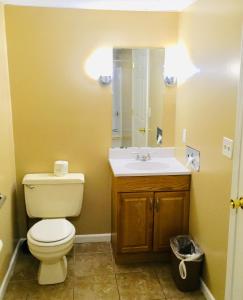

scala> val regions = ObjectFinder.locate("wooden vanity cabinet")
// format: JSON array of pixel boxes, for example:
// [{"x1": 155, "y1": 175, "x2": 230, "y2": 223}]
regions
[
  {"x1": 118, "y1": 192, "x2": 154, "y2": 253},
  {"x1": 111, "y1": 175, "x2": 191, "y2": 264},
  {"x1": 153, "y1": 191, "x2": 190, "y2": 252}
]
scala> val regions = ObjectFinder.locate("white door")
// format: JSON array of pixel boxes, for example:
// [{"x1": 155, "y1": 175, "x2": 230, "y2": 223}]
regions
[
  {"x1": 225, "y1": 33, "x2": 243, "y2": 300},
  {"x1": 132, "y1": 49, "x2": 150, "y2": 147}
]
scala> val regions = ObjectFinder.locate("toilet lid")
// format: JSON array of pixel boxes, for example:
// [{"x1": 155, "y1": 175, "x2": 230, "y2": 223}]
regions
[{"x1": 29, "y1": 219, "x2": 74, "y2": 243}]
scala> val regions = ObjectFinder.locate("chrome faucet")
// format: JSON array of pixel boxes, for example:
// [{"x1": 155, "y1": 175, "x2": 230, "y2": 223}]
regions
[{"x1": 132, "y1": 152, "x2": 151, "y2": 161}]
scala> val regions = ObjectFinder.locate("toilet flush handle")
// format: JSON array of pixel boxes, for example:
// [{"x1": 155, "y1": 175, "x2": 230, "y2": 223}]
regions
[
  {"x1": 0, "y1": 193, "x2": 6, "y2": 208},
  {"x1": 25, "y1": 185, "x2": 35, "y2": 189}
]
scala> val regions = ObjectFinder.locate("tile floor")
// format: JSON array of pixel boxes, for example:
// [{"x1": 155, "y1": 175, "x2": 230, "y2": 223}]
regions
[{"x1": 4, "y1": 242, "x2": 205, "y2": 300}]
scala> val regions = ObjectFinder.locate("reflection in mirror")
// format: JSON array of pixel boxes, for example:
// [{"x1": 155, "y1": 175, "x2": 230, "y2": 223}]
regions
[{"x1": 112, "y1": 48, "x2": 166, "y2": 148}]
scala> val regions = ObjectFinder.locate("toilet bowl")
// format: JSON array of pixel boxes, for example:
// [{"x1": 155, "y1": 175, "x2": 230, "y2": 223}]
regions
[
  {"x1": 27, "y1": 218, "x2": 75, "y2": 285},
  {"x1": 22, "y1": 172, "x2": 84, "y2": 285}
]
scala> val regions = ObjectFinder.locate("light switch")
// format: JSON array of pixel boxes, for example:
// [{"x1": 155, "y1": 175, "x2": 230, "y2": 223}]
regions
[
  {"x1": 222, "y1": 137, "x2": 233, "y2": 159},
  {"x1": 182, "y1": 128, "x2": 187, "y2": 144}
]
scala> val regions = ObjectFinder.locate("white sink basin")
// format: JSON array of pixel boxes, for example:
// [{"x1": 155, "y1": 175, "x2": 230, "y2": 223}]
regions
[
  {"x1": 125, "y1": 161, "x2": 169, "y2": 171},
  {"x1": 109, "y1": 156, "x2": 191, "y2": 177}
]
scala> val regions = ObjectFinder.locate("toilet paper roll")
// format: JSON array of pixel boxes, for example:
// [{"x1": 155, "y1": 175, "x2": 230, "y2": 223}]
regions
[{"x1": 54, "y1": 161, "x2": 69, "y2": 177}]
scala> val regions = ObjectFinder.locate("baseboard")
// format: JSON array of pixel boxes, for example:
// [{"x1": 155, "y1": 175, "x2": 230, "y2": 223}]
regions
[
  {"x1": 75, "y1": 233, "x2": 111, "y2": 243},
  {"x1": 201, "y1": 279, "x2": 215, "y2": 300},
  {"x1": 0, "y1": 238, "x2": 25, "y2": 300}
]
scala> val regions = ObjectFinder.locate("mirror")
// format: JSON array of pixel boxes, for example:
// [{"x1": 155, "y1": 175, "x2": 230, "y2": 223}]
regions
[{"x1": 112, "y1": 48, "x2": 173, "y2": 148}]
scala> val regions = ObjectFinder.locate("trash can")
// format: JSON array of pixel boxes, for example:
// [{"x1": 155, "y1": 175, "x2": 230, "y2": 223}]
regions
[{"x1": 170, "y1": 235, "x2": 204, "y2": 292}]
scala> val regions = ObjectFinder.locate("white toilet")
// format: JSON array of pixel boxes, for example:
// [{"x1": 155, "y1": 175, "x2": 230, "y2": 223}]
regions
[{"x1": 22, "y1": 173, "x2": 84, "y2": 285}]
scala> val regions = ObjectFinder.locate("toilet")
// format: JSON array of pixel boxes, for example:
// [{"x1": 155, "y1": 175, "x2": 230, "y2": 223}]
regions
[{"x1": 22, "y1": 173, "x2": 84, "y2": 285}]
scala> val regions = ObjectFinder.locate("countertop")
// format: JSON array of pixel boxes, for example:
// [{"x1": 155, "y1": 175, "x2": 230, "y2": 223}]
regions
[{"x1": 109, "y1": 157, "x2": 191, "y2": 177}]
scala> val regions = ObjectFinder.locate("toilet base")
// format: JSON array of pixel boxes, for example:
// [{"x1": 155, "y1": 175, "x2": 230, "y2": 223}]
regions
[{"x1": 38, "y1": 256, "x2": 67, "y2": 285}]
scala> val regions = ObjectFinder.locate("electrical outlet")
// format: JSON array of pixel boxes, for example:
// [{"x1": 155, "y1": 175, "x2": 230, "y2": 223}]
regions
[
  {"x1": 222, "y1": 137, "x2": 233, "y2": 159},
  {"x1": 185, "y1": 146, "x2": 200, "y2": 172}
]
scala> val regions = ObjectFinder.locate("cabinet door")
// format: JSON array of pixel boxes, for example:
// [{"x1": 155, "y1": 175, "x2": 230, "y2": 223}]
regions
[
  {"x1": 118, "y1": 192, "x2": 154, "y2": 253},
  {"x1": 153, "y1": 191, "x2": 189, "y2": 252}
]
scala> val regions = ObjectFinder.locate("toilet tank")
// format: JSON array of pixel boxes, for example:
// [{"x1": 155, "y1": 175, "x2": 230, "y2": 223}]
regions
[{"x1": 22, "y1": 173, "x2": 85, "y2": 218}]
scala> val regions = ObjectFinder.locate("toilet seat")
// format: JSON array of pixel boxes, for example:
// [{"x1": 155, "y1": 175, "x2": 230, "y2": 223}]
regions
[
  {"x1": 30, "y1": 218, "x2": 74, "y2": 243},
  {"x1": 28, "y1": 219, "x2": 75, "y2": 247}
]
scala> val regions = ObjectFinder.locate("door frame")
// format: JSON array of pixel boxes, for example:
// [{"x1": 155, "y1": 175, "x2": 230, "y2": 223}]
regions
[{"x1": 225, "y1": 27, "x2": 243, "y2": 300}]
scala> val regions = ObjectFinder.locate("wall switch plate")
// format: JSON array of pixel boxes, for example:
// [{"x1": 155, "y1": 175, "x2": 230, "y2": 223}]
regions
[
  {"x1": 182, "y1": 128, "x2": 187, "y2": 144},
  {"x1": 185, "y1": 145, "x2": 200, "y2": 172},
  {"x1": 222, "y1": 137, "x2": 233, "y2": 159}
]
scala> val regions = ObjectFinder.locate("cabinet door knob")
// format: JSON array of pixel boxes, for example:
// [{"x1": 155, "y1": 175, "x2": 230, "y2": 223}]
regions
[
  {"x1": 149, "y1": 198, "x2": 153, "y2": 210},
  {"x1": 155, "y1": 198, "x2": 160, "y2": 212}
]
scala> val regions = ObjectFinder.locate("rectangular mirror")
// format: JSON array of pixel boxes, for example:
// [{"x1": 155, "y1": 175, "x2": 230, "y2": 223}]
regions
[{"x1": 112, "y1": 48, "x2": 169, "y2": 148}]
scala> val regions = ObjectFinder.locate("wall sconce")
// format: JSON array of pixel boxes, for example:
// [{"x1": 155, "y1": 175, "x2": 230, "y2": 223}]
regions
[
  {"x1": 164, "y1": 75, "x2": 177, "y2": 87},
  {"x1": 164, "y1": 43, "x2": 200, "y2": 86},
  {"x1": 164, "y1": 45, "x2": 178, "y2": 87},
  {"x1": 99, "y1": 75, "x2": 112, "y2": 85},
  {"x1": 85, "y1": 47, "x2": 112, "y2": 85}
]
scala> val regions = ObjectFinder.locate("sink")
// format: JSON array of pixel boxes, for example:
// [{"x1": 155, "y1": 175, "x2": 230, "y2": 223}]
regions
[
  {"x1": 125, "y1": 161, "x2": 169, "y2": 171},
  {"x1": 109, "y1": 153, "x2": 191, "y2": 176}
]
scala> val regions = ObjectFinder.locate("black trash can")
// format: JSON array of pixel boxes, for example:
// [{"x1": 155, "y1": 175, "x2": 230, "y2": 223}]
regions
[{"x1": 170, "y1": 235, "x2": 204, "y2": 292}]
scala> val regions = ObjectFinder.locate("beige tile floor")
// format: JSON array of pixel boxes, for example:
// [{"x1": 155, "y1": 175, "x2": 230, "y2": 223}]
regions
[{"x1": 4, "y1": 242, "x2": 205, "y2": 300}]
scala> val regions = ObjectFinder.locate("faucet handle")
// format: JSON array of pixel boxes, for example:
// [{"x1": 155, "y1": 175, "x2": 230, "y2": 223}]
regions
[{"x1": 131, "y1": 152, "x2": 140, "y2": 160}]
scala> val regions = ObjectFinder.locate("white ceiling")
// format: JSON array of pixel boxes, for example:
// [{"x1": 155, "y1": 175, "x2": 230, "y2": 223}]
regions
[{"x1": 2, "y1": 0, "x2": 197, "y2": 12}]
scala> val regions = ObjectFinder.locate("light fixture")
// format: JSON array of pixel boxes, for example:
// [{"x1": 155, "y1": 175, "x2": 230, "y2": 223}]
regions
[
  {"x1": 164, "y1": 43, "x2": 200, "y2": 86},
  {"x1": 85, "y1": 47, "x2": 112, "y2": 85},
  {"x1": 2, "y1": 0, "x2": 198, "y2": 12},
  {"x1": 99, "y1": 75, "x2": 112, "y2": 85},
  {"x1": 164, "y1": 75, "x2": 177, "y2": 87},
  {"x1": 164, "y1": 45, "x2": 178, "y2": 87}
]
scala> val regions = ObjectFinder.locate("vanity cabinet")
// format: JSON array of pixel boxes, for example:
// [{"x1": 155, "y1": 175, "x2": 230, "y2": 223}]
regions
[
  {"x1": 153, "y1": 191, "x2": 189, "y2": 252},
  {"x1": 118, "y1": 192, "x2": 154, "y2": 254},
  {"x1": 111, "y1": 175, "x2": 191, "y2": 264}
]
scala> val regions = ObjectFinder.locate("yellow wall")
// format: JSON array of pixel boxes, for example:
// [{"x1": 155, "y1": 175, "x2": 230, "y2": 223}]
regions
[
  {"x1": 0, "y1": 4, "x2": 17, "y2": 283},
  {"x1": 162, "y1": 87, "x2": 176, "y2": 147},
  {"x1": 175, "y1": 0, "x2": 243, "y2": 299},
  {"x1": 5, "y1": 6, "x2": 179, "y2": 236}
]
